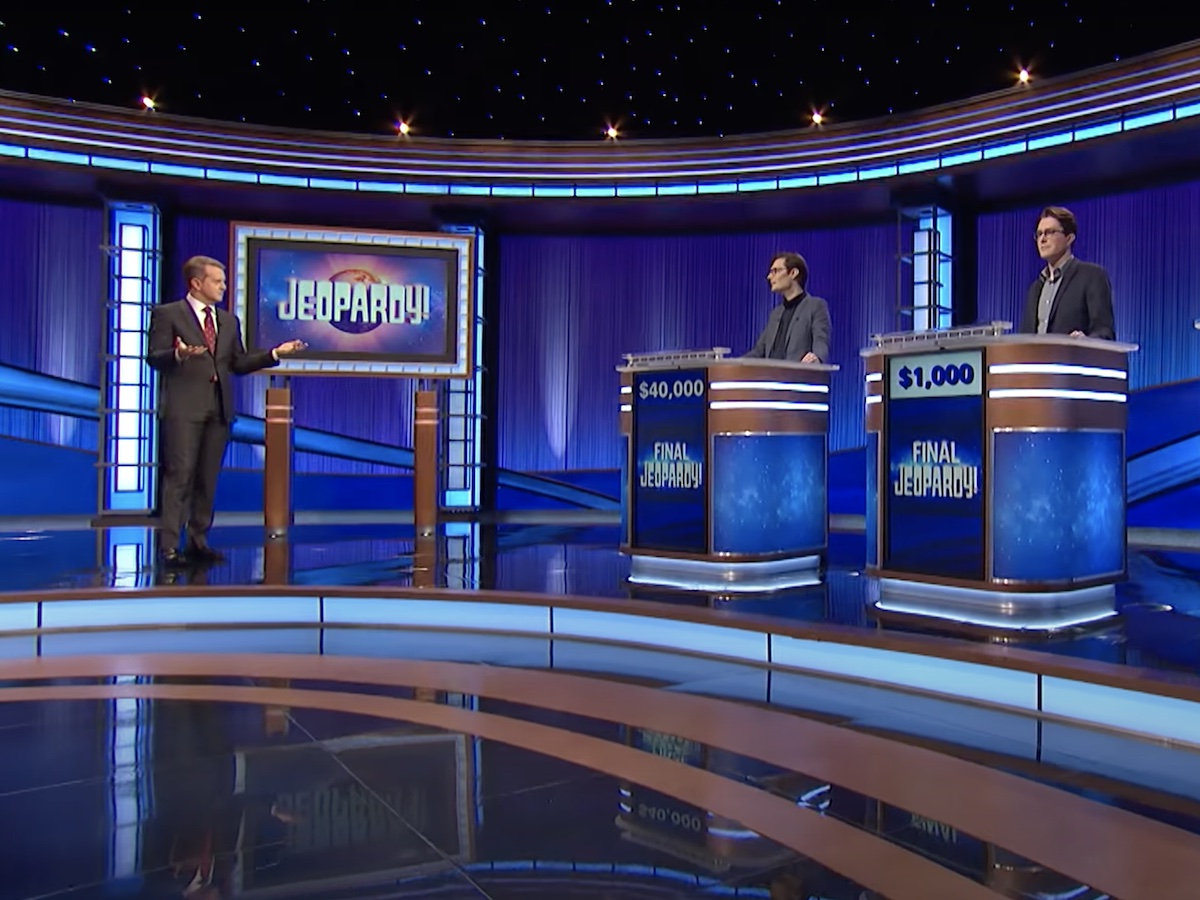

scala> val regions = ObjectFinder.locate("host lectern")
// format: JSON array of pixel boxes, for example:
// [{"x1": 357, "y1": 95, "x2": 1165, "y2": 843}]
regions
[
  {"x1": 861, "y1": 322, "x2": 1137, "y2": 620},
  {"x1": 618, "y1": 348, "x2": 838, "y2": 591}
]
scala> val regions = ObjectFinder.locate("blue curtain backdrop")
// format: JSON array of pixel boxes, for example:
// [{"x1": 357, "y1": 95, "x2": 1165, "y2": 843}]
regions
[
  {"x1": 0, "y1": 197, "x2": 102, "y2": 450},
  {"x1": 170, "y1": 216, "x2": 416, "y2": 474},
  {"x1": 497, "y1": 225, "x2": 897, "y2": 473},
  {"x1": 8, "y1": 185, "x2": 1198, "y2": 490},
  {"x1": 976, "y1": 180, "x2": 1200, "y2": 392}
]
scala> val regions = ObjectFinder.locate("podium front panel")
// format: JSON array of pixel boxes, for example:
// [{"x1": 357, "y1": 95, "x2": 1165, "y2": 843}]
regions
[
  {"x1": 990, "y1": 429, "x2": 1125, "y2": 582},
  {"x1": 619, "y1": 356, "x2": 835, "y2": 578},
  {"x1": 864, "y1": 332, "x2": 1134, "y2": 595},
  {"x1": 882, "y1": 349, "x2": 986, "y2": 581},
  {"x1": 630, "y1": 368, "x2": 709, "y2": 554},
  {"x1": 710, "y1": 432, "x2": 826, "y2": 556}
]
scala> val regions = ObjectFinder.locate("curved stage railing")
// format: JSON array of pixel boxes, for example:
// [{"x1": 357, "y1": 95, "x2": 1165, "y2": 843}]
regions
[
  {"x1": 2, "y1": 584, "x2": 1200, "y2": 748},
  {"x1": 0, "y1": 42, "x2": 1199, "y2": 195}
]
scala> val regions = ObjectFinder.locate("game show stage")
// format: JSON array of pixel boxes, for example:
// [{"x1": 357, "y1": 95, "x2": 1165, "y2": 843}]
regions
[{"x1": 5, "y1": 37, "x2": 1200, "y2": 900}]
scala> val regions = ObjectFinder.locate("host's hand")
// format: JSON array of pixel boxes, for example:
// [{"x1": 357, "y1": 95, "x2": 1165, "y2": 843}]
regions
[
  {"x1": 174, "y1": 338, "x2": 209, "y2": 360},
  {"x1": 273, "y1": 340, "x2": 308, "y2": 357},
  {"x1": 801, "y1": 352, "x2": 820, "y2": 363}
]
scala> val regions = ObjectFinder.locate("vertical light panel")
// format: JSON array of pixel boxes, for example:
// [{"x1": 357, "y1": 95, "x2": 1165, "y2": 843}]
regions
[
  {"x1": 440, "y1": 224, "x2": 485, "y2": 509},
  {"x1": 932, "y1": 209, "x2": 953, "y2": 329},
  {"x1": 100, "y1": 203, "x2": 160, "y2": 513},
  {"x1": 900, "y1": 206, "x2": 954, "y2": 332}
]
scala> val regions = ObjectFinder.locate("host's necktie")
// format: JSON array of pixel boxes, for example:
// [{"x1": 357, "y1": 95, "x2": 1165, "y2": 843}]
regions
[{"x1": 203, "y1": 307, "x2": 216, "y2": 354}]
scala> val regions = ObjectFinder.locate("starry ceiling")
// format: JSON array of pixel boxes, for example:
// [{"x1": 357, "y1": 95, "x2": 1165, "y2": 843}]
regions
[{"x1": 0, "y1": 3, "x2": 1195, "y2": 142}]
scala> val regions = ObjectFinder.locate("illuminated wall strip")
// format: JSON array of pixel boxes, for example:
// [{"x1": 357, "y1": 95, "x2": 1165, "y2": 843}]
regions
[
  {"x1": 988, "y1": 388, "x2": 1126, "y2": 402},
  {"x1": 988, "y1": 363, "x2": 1127, "y2": 379},
  {"x1": 620, "y1": 404, "x2": 632, "y2": 413},
  {"x1": 620, "y1": 385, "x2": 632, "y2": 394},
  {"x1": 0, "y1": 57, "x2": 1192, "y2": 173},
  {"x1": 709, "y1": 400, "x2": 829, "y2": 412},
  {"x1": 865, "y1": 373, "x2": 883, "y2": 383},
  {"x1": 907, "y1": 206, "x2": 953, "y2": 332},
  {"x1": 865, "y1": 396, "x2": 882, "y2": 405},
  {"x1": 709, "y1": 381, "x2": 829, "y2": 393},
  {"x1": 0, "y1": 88, "x2": 1195, "y2": 195},
  {"x1": 101, "y1": 203, "x2": 159, "y2": 514},
  {"x1": 41, "y1": 71, "x2": 1200, "y2": 172},
  {"x1": 0, "y1": 80, "x2": 1180, "y2": 178},
  {"x1": 441, "y1": 223, "x2": 485, "y2": 509}
]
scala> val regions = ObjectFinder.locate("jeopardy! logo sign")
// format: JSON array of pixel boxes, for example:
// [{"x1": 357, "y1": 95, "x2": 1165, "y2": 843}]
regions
[
  {"x1": 276, "y1": 270, "x2": 430, "y2": 334},
  {"x1": 893, "y1": 439, "x2": 980, "y2": 500},
  {"x1": 639, "y1": 441, "x2": 703, "y2": 489}
]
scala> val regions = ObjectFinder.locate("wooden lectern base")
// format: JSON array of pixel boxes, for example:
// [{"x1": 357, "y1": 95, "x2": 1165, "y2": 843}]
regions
[
  {"x1": 264, "y1": 385, "x2": 292, "y2": 539},
  {"x1": 414, "y1": 389, "x2": 439, "y2": 537}
]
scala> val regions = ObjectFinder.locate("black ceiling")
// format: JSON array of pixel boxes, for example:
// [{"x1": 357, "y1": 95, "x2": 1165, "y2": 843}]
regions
[{"x1": 0, "y1": 3, "x2": 1196, "y2": 142}]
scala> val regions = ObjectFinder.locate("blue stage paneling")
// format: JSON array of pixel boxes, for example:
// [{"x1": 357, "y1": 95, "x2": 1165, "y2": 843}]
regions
[
  {"x1": 169, "y1": 215, "x2": 416, "y2": 475},
  {"x1": 497, "y1": 226, "x2": 897, "y2": 473},
  {"x1": 0, "y1": 197, "x2": 102, "y2": 452}
]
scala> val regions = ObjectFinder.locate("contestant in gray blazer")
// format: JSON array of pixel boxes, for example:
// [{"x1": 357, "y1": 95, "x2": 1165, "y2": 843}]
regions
[{"x1": 743, "y1": 252, "x2": 831, "y2": 363}]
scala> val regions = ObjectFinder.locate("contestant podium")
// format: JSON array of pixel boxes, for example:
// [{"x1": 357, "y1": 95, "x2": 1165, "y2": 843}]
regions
[
  {"x1": 618, "y1": 348, "x2": 838, "y2": 591},
  {"x1": 862, "y1": 322, "x2": 1137, "y2": 622}
]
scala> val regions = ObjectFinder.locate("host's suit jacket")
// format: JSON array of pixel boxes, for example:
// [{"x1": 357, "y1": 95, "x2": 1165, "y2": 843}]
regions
[
  {"x1": 1019, "y1": 260, "x2": 1115, "y2": 340},
  {"x1": 146, "y1": 299, "x2": 277, "y2": 422},
  {"x1": 744, "y1": 293, "x2": 832, "y2": 362}
]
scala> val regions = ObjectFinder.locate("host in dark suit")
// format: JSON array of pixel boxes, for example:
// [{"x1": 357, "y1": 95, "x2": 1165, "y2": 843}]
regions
[
  {"x1": 1019, "y1": 206, "x2": 1115, "y2": 340},
  {"x1": 146, "y1": 256, "x2": 305, "y2": 566},
  {"x1": 744, "y1": 252, "x2": 831, "y2": 363}
]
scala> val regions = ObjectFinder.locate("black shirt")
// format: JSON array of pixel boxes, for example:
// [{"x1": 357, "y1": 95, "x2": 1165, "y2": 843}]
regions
[{"x1": 768, "y1": 291, "x2": 806, "y2": 360}]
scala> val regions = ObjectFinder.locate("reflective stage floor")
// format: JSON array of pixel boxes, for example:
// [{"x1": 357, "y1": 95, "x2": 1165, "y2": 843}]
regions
[
  {"x1": 3, "y1": 521, "x2": 1200, "y2": 674},
  {"x1": 3, "y1": 689, "x2": 885, "y2": 900},
  {"x1": 5, "y1": 520, "x2": 1200, "y2": 899}
]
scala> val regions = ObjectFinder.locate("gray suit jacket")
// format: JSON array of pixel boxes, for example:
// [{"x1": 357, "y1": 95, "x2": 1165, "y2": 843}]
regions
[
  {"x1": 744, "y1": 293, "x2": 832, "y2": 362},
  {"x1": 146, "y1": 299, "x2": 278, "y2": 423},
  {"x1": 1019, "y1": 259, "x2": 1115, "y2": 340}
]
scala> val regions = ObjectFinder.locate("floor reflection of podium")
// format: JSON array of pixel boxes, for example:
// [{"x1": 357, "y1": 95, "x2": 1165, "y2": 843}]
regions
[
  {"x1": 232, "y1": 731, "x2": 475, "y2": 894},
  {"x1": 618, "y1": 348, "x2": 838, "y2": 593},
  {"x1": 616, "y1": 729, "x2": 823, "y2": 880}
]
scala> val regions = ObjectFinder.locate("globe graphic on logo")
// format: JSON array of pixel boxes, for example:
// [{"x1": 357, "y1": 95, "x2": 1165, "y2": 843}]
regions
[{"x1": 328, "y1": 268, "x2": 383, "y2": 334}]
